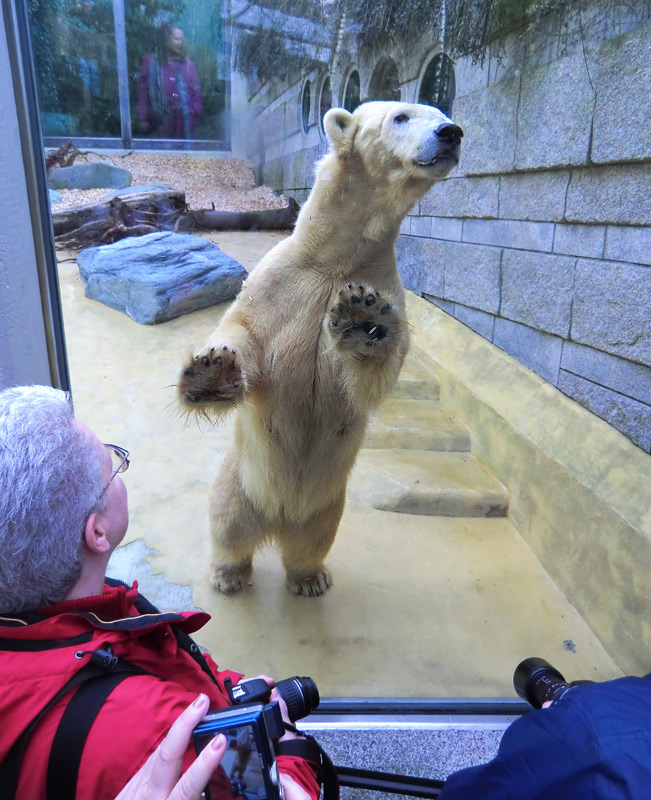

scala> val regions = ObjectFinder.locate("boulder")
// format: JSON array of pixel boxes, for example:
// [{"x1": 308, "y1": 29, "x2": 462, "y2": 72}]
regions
[
  {"x1": 48, "y1": 162, "x2": 132, "y2": 191},
  {"x1": 100, "y1": 183, "x2": 173, "y2": 200},
  {"x1": 77, "y1": 232, "x2": 247, "y2": 324}
]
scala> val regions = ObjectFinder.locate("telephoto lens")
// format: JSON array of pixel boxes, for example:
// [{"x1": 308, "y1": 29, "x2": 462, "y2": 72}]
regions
[
  {"x1": 274, "y1": 676, "x2": 320, "y2": 721},
  {"x1": 513, "y1": 657, "x2": 572, "y2": 708}
]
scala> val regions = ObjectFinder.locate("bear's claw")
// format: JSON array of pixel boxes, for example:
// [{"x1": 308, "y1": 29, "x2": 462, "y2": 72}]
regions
[
  {"x1": 178, "y1": 345, "x2": 244, "y2": 407},
  {"x1": 286, "y1": 566, "x2": 333, "y2": 597},
  {"x1": 211, "y1": 560, "x2": 253, "y2": 594}
]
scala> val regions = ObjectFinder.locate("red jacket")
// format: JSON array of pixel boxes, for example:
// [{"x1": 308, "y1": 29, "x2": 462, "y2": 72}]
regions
[{"x1": 0, "y1": 582, "x2": 319, "y2": 800}]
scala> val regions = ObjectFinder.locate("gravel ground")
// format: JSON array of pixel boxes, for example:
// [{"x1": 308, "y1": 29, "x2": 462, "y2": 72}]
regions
[{"x1": 52, "y1": 152, "x2": 288, "y2": 212}]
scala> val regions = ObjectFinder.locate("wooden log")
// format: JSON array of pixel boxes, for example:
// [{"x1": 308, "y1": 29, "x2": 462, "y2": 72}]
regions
[
  {"x1": 51, "y1": 190, "x2": 188, "y2": 237},
  {"x1": 184, "y1": 196, "x2": 299, "y2": 232},
  {"x1": 51, "y1": 189, "x2": 299, "y2": 248}
]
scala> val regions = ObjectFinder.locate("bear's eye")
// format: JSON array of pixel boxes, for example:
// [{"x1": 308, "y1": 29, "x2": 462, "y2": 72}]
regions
[{"x1": 394, "y1": 113, "x2": 409, "y2": 124}]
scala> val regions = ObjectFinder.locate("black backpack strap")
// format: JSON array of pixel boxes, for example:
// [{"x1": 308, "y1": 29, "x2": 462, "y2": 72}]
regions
[
  {"x1": 0, "y1": 659, "x2": 138, "y2": 800},
  {"x1": 275, "y1": 735, "x2": 340, "y2": 800},
  {"x1": 46, "y1": 662, "x2": 148, "y2": 800}
]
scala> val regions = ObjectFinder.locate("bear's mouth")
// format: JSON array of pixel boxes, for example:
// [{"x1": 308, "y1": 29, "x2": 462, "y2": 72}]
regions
[{"x1": 414, "y1": 152, "x2": 459, "y2": 168}]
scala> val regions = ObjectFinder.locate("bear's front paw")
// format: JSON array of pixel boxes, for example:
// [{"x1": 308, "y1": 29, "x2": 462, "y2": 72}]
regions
[
  {"x1": 327, "y1": 284, "x2": 398, "y2": 359},
  {"x1": 178, "y1": 346, "x2": 245, "y2": 409}
]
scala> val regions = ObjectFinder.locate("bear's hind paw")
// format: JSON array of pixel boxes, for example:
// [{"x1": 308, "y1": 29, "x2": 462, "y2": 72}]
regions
[
  {"x1": 211, "y1": 560, "x2": 253, "y2": 594},
  {"x1": 286, "y1": 566, "x2": 333, "y2": 597}
]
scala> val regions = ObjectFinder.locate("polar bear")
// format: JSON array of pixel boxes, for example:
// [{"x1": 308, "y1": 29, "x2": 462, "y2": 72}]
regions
[{"x1": 178, "y1": 101, "x2": 462, "y2": 596}]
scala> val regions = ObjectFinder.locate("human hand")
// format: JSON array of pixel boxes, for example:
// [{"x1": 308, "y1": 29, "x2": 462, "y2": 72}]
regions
[
  {"x1": 115, "y1": 693, "x2": 226, "y2": 800},
  {"x1": 240, "y1": 675, "x2": 299, "y2": 742},
  {"x1": 280, "y1": 773, "x2": 312, "y2": 800}
]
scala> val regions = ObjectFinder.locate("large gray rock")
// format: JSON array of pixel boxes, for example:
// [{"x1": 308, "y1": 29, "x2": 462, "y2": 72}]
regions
[
  {"x1": 48, "y1": 162, "x2": 132, "y2": 191},
  {"x1": 77, "y1": 232, "x2": 247, "y2": 324}
]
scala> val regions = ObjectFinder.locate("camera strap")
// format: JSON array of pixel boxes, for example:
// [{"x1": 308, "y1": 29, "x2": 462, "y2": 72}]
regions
[{"x1": 275, "y1": 735, "x2": 340, "y2": 800}]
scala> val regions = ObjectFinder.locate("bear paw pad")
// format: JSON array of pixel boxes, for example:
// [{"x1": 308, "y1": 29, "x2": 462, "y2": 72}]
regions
[
  {"x1": 328, "y1": 284, "x2": 397, "y2": 357},
  {"x1": 179, "y1": 346, "x2": 244, "y2": 408}
]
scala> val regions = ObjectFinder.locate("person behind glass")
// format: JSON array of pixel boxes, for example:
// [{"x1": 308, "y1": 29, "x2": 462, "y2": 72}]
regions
[
  {"x1": 137, "y1": 24, "x2": 203, "y2": 139},
  {"x1": 0, "y1": 386, "x2": 318, "y2": 800}
]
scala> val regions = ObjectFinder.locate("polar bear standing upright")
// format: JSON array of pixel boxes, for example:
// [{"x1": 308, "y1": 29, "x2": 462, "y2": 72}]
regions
[{"x1": 178, "y1": 102, "x2": 462, "y2": 596}]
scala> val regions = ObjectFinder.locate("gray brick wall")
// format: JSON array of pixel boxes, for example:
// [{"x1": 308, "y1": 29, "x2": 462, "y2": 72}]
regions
[
  {"x1": 235, "y1": 10, "x2": 651, "y2": 453},
  {"x1": 395, "y1": 17, "x2": 651, "y2": 453}
]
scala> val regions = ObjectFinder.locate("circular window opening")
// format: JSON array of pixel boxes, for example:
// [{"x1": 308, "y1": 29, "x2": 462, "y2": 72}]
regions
[
  {"x1": 369, "y1": 58, "x2": 401, "y2": 101},
  {"x1": 301, "y1": 80, "x2": 311, "y2": 134},
  {"x1": 319, "y1": 76, "x2": 332, "y2": 135},
  {"x1": 418, "y1": 53, "x2": 455, "y2": 116},
  {"x1": 343, "y1": 70, "x2": 361, "y2": 112}
]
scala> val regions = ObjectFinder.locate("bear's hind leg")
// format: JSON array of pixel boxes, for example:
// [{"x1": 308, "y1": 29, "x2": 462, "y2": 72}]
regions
[
  {"x1": 209, "y1": 458, "x2": 270, "y2": 594},
  {"x1": 279, "y1": 493, "x2": 345, "y2": 597}
]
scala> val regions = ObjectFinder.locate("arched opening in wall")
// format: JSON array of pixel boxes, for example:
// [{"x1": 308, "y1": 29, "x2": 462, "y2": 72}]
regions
[
  {"x1": 369, "y1": 57, "x2": 401, "y2": 101},
  {"x1": 342, "y1": 69, "x2": 361, "y2": 112},
  {"x1": 301, "y1": 80, "x2": 311, "y2": 134},
  {"x1": 319, "y1": 76, "x2": 332, "y2": 136},
  {"x1": 418, "y1": 52, "x2": 456, "y2": 116}
]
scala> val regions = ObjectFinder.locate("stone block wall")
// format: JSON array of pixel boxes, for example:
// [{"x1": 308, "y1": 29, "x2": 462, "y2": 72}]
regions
[
  {"x1": 231, "y1": 10, "x2": 651, "y2": 453},
  {"x1": 398, "y1": 16, "x2": 651, "y2": 453}
]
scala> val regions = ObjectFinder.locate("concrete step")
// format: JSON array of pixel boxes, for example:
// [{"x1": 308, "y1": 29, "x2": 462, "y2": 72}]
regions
[
  {"x1": 350, "y1": 449, "x2": 509, "y2": 517},
  {"x1": 365, "y1": 399, "x2": 470, "y2": 451},
  {"x1": 392, "y1": 357, "x2": 441, "y2": 400}
]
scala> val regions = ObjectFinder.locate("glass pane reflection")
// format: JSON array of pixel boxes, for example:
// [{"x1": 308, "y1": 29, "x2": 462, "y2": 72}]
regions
[
  {"x1": 29, "y1": 0, "x2": 120, "y2": 137},
  {"x1": 127, "y1": 0, "x2": 228, "y2": 143}
]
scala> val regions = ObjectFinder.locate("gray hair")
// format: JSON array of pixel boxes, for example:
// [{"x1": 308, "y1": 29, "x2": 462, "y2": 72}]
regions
[{"x1": 0, "y1": 386, "x2": 105, "y2": 613}]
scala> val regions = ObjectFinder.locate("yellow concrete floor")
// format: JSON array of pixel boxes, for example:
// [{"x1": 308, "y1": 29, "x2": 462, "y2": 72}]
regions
[{"x1": 56, "y1": 232, "x2": 622, "y2": 698}]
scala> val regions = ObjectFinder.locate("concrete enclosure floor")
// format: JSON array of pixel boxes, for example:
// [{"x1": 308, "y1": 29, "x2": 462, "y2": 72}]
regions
[{"x1": 56, "y1": 231, "x2": 622, "y2": 698}]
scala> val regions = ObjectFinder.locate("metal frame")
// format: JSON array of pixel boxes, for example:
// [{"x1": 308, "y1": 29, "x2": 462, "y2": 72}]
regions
[
  {"x1": 309, "y1": 697, "x2": 528, "y2": 716},
  {"x1": 2, "y1": 0, "x2": 71, "y2": 392}
]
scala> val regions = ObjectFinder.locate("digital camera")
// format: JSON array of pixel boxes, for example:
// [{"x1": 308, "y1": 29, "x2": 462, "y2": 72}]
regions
[{"x1": 193, "y1": 676, "x2": 319, "y2": 800}]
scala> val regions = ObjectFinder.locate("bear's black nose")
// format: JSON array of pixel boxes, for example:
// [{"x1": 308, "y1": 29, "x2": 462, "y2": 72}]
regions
[{"x1": 435, "y1": 124, "x2": 464, "y2": 145}]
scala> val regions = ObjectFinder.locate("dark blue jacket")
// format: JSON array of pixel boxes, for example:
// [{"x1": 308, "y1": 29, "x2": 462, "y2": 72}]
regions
[{"x1": 440, "y1": 675, "x2": 651, "y2": 799}]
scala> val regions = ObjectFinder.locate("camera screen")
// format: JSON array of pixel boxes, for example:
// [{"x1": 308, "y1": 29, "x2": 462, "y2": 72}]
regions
[{"x1": 195, "y1": 724, "x2": 269, "y2": 800}]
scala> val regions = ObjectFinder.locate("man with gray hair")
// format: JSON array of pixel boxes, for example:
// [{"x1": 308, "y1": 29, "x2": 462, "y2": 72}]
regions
[{"x1": 0, "y1": 385, "x2": 319, "y2": 800}]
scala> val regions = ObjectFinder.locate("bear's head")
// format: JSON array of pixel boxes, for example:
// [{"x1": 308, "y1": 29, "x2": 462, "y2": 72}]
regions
[{"x1": 324, "y1": 101, "x2": 463, "y2": 186}]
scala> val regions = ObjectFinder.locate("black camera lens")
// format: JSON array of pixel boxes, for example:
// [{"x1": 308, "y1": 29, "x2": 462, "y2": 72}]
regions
[
  {"x1": 274, "y1": 676, "x2": 320, "y2": 721},
  {"x1": 513, "y1": 657, "x2": 572, "y2": 708}
]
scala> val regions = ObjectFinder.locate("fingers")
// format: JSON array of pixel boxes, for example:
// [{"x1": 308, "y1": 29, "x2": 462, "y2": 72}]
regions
[
  {"x1": 116, "y1": 693, "x2": 227, "y2": 800},
  {"x1": 146, "y1": 694, "x2": 211, "y2": 796},
  {"x1": 279, "y1": 774, "x2": 312, "y2": 800},
  {"x1": 167, "y1": 732, "x2": 227, "y2": 800}
]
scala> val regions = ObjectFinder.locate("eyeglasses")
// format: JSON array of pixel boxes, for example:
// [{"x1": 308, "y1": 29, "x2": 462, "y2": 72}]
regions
[{"x1": 103, "y1": 444, "x2": 130, "y2": 492}]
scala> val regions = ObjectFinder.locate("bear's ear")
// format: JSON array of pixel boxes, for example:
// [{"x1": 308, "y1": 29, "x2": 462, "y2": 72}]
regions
[{"x1": 324, "y1": 108, "x2": 355, "y2": 157}]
